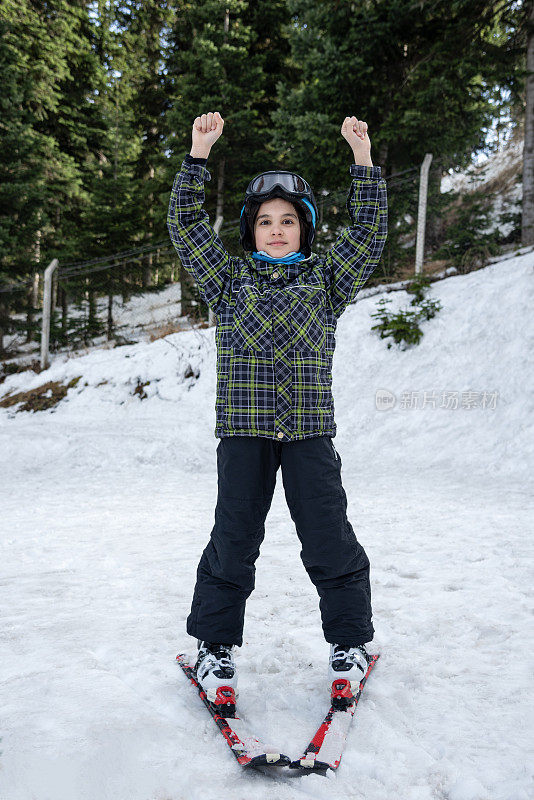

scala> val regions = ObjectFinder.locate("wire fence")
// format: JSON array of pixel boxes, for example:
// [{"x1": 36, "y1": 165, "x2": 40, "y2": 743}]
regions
[{"x1": 0, "y1": 149, "x2": 522, "y2": 368}]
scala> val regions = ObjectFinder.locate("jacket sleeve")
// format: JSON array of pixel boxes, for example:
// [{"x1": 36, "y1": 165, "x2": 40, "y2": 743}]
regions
[
  {"x1": 323, "y1": 163, "x2": 388, "y2": 319},
  {"x1": 167, "y1": 158, "x2": 233, "y2": 315}
]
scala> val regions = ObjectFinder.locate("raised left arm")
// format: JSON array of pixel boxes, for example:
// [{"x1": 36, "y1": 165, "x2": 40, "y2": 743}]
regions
[
  {"x1": 324, "y1": 117, "x2": 387, "y2": 318},
  {"x1": 324, "y1": 163, "x2": 387, "y2": 319}
]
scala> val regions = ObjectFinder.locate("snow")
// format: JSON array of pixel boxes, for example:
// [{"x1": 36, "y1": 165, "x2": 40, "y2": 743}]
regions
[
  {"x1": 441, "y1": 136, "x2": 522, "y2": 196},
  {"x1": 441, "y1": 136, "x2": 522, "y2": 239},
  {"x1": 1, "y1": 249, "x2": 533, "y2": 800}
]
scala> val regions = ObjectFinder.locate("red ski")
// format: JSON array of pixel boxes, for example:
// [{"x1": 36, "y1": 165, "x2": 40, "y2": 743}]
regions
[
  {"x1": 176, "y1": 654, "x2": 290, "y2": 769},
  {"x1": 289, "y1": 653, "x2": 379, "y2": 773}
]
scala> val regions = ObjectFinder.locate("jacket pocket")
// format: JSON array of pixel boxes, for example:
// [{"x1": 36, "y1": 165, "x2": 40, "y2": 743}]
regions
[
  {"x1": 289, "y1": 286, "x2": 326, "y2": 352},
  {"x1": 293, "y1": 352, "x2": 333, "y2": 410},
  {"x1": 232, "y1": 285, "x2": 273, "y2": 354}
]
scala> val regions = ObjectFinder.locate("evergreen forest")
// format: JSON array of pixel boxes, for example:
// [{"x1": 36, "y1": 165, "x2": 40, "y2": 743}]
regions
[{"x1": 0, "y1": 0, "x2": 529, "y2": 355}]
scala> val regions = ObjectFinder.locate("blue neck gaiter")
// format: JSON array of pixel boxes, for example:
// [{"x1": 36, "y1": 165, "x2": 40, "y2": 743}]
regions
[{"x1": 252, "y1": 250, "x2": 306, "y2": 264}]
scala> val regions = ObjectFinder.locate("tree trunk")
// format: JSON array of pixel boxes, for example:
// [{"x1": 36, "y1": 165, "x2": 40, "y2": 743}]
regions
[
  {"x1": 121, "y1": 264, "x2": 131, "y2": 305},
  {"x1": 522, "y1": 0, "x2": 534, "y2": 246},
  {"x1": 426, "y1": 160, "x2": 446, "y2": 251},
  {"x1": 27, "y1": 228, "x2": 41, "y2": 343},
  {"x1": 32, "y1": 272, "x2": 39, "y2": 307},
  {"x1": 26, "y1": 284, "x2": 34, "y2": 343},
  {"x1": 143, "y1": 250, "x2": 153, "y2": 288},
  {"x1": 86, "y1": 279, "x2": 97, "y2": 341},
  {"x1": 143, "y1": 167, "x2": 155, "y2": 287},
  {"x1": 107, "y1": 291, "x2": 113, "y2": 339},
  {"x1": 0, "y1": 299, "x2": 8, "y2": 358},
  {"x1": 61, "y1": 286, "x2": 68, "y2": 342},
  {"x1": 377, "y1": 140, "x2": 388, "y2": 172},
  {"x1": 216, "y1": 158, "x2": 225, "y2": 223},
  {"x1": 25, "y1": 271, "x2": 40, "y2": 343}
]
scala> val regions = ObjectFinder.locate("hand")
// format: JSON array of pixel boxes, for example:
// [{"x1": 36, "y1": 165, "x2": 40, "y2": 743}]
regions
[
  {"x1": 191, "y1": 111, "x2": 225, "y2": 158},
  {"x1": 341, "y1": 116, "x2": 373, "y2": 167}
]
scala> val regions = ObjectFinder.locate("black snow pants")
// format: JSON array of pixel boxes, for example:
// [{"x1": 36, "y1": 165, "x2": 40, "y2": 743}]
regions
[{"x1": 186, "y1": 435, "x2": 374, "y2": 647}]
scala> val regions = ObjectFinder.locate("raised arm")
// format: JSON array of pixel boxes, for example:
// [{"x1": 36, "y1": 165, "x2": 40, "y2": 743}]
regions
[
  {"x1": 324, "y1": 116, "x2": 388, "y2": 319},
  {"x1": 167, "y1": 112, "x2": 233, "y2": 316}
]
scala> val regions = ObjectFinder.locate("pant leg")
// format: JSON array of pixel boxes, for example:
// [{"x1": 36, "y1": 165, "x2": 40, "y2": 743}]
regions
[
  {"x1": 186, "y1": 436, "x2": 281, "y2": 646},
  {"x1": 280, "y1": 436, "x2": 374, "y2": 646}
]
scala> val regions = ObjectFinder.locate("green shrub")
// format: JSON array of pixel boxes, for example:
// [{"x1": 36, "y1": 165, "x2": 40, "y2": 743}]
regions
[
  {"x1": 371, "y1": 280, "x2": 442, "y2": 350},
  {"x1": 406, "y1": 274, "x2": 432, "y2": 304},
  {"x1": 418, "y1": 297, "x2": 442, "y2": 320}
]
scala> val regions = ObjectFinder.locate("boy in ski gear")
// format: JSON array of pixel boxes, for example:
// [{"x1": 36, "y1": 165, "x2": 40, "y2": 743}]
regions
[{"x1": 167, "y1": 111, "x2": 387, "y2": 701}]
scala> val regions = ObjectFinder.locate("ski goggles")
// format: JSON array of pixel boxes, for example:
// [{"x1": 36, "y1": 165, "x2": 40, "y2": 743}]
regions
[
  {"x1": 246, "y1": 171, "x2": 312, "y2": 197},
  {"x1": 243, "y1": 171, "x2": 317, "y2": 227}
]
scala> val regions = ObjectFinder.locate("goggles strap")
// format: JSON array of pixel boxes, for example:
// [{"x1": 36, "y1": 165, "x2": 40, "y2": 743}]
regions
[
  {"x1": 299, "y1": 198, "x2": 316, "y2": 227},
  {"x1": 241, "y1": 198, "x2": 316, "y2": 228}
]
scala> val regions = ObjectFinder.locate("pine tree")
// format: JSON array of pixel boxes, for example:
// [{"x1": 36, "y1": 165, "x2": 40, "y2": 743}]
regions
[
  {"x1": 74, "y1": 0, "x2": 142, "y2": 260},
  {"x1": 522, "y1": 0, "x2": 534, "y2": 246},
  {"x1": 0, "y1": 0, "x2": 110, "y2": 351},
  {"x1": 166, "y1": 0, "x2": 291, "y2": 242},
  {"x1": 164, "y1": 0, "x2": 292, "y2": 317},
  {"x1": 118, "y1": 1, "x2": 175, "y2": 287},
  {"x1": 273, "y1": 0, "x2": 523, "y2": 182},
  {"x1": 270, "y1": 0, "x2": 525, "y2": 269}
]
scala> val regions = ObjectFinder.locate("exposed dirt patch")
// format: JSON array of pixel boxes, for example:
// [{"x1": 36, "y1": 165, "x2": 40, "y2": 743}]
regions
[
  {"x1": 0, "y1": 377, "x2": 82, "y2": 412},
  {"x1": 148, "y1": 319, "x2": 210, "y2": 341},
  {"x1": 133, "y1": 379, "x2": 150, "y2": 400}
]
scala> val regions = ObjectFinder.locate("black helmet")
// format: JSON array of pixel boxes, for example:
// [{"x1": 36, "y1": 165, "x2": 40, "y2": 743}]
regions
[{"x1": 239, "y1": 170, "x2": 318, "y2": 257}]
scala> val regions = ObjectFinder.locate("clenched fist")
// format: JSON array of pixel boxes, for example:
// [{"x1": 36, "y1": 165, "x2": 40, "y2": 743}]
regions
[
  {"x1": 341, "y1": 116, "x2": 373, "y2": 167},
  {"x1": 190, "y1": 111, "x2": 225, "y2": 159}
]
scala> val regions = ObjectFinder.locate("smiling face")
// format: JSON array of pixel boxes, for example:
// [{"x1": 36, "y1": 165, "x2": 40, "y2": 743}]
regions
[{"x1": 253, "y1": 197, "x2": 301, "y2": 258}]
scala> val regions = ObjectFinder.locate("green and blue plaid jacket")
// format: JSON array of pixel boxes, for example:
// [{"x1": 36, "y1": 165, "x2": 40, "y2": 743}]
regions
[{"x1": 167, "y1": 158, "x2": 387, "y2": 441}]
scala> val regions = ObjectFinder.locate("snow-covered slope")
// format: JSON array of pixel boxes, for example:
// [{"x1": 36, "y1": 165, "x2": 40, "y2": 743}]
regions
[
  {"x1": 441, "y1": 133, "x2": 523, "y2": 239},
  {"x1": 0, "y1": 250, "x2": 533, "y2": 800},
  {"x1": 2, "y1": 249, "x2": 532, "y2": 481}
]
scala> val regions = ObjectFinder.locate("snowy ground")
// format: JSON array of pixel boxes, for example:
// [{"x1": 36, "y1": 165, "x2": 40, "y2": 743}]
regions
[{"x1": 1, "y1": 251, "x2": 533, "y2": 800}]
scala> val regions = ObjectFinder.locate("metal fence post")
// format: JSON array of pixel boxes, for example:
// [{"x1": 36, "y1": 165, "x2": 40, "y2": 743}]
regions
[
  {"x1": 40, "y1": 258, "x2": 59, "y2": 370},
  {"x1": 415, "y1": 153, "x2": 433, "y2": 275}
]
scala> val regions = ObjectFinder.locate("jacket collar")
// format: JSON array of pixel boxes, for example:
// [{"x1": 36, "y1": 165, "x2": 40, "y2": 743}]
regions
[{"x1": 245, "y1": 253, "x2": 315, "y2": 281}]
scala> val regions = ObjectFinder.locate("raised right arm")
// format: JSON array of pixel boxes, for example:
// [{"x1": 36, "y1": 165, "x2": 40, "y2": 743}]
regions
[{"x1": 166, "y1": 112, "x2": 232, "y2": 316}]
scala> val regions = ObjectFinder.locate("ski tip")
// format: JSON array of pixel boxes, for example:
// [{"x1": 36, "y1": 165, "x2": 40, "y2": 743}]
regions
[
  {"x1": 248, "y1": 753, "x2": 291, "y2": 768},
  {"x1": 289, "y1": 757, "x2": 330, "y2": 773},
  {"x1": 289, "y1": 750, "x2": 332, "y2": 772}
]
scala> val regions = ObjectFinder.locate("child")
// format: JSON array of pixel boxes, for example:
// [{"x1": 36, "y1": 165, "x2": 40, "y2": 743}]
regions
[{"x1": 167, "y1": 111, "x2": 387, "y2": 707}]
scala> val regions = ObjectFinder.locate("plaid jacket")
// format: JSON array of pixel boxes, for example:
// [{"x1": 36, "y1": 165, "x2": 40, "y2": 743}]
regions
[{"x1": 167, "y1": 158, "x2": 387, "y2": 441}]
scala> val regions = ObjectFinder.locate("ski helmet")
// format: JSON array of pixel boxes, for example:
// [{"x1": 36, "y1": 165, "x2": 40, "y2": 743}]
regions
[{"x1": 239, "y1": 170, "x2": 318, "y2": 257}]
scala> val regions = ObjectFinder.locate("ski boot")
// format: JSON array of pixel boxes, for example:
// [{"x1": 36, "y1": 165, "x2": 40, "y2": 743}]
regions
[
  {"x1": 194, "y1": 641, "x2": 238, "y2": 716},
  {"x1": 328, "y1": 643, "x2": 372, "y2": 709}
]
